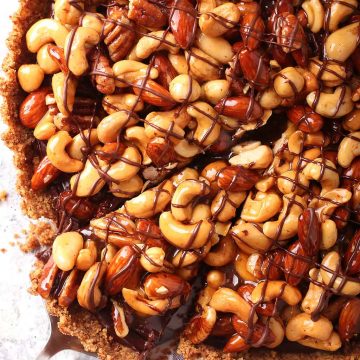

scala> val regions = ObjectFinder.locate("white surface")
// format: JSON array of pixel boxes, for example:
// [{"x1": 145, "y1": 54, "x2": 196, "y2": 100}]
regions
[{"x1": 0, "y1": 3, "x2": 92, "y2": 360}]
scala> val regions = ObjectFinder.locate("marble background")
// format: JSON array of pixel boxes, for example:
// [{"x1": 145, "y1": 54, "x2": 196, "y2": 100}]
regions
[{"x1": 0, "y1": 2, "x2": 92, "y2": 360}]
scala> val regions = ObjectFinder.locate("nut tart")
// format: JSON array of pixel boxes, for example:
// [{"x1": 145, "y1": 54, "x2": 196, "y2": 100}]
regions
[{"x1": 1, "y1": 0, "x2": 360, "y2": 359}]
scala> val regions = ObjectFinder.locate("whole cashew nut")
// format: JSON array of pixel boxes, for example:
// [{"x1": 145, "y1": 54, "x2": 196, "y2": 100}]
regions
[
  {"x1": 26, "y1": 19, "x2": 69, "y2": 53},
  {"x1": 298, "y1": 331, "x2": 342, "y2": 351},
  {"x1": 171, "y1": 180, "x2": 210, "y2": 221},
  {"x1": 77, "y1": 261, "x2": 107, "y2": 311},
  {"x1": 231, "y1": 221, "x2": 273, "y2": 254},
  {"x1": 185, "y1": 48, "x2": 220, "y2": 81},
  {"x1": 286, "y1": 313, "x2": 333, "y2": 341},
  {"x1": 229, "y1": 143, "x2": 273, "y2": 169},
  {"x1": 64, "y1": 27, "x2": 100, "y2": 76},
  {"x1": 301, "y1": 268, "x2": 326, "y2": 315},
  {"x1": 196, "y1": 33, "x2": 233, "y2": 65},
  {"x1": 52, "y1": 72, "x2": 77, "y2": 116},
  {"x1": 307, "y1": 86, "x2": 354, "y2": 118},
  {"x1": 204, "y1": 236, "x2": 237, "y2": 266},
  {"x1": 17, "y1": 64, "x2": 44, "y2": 93},
  {"x1": 320, "y1": 219, "x2": 337, "y2": 249},
  {"x1": 169, "y1": 75, "x2": 201, "y2": 103},
  {"x1": 135, "y1": 31, "x2": 180, "y2": 59},
  {"x1": 68, "y1": 129, "x2": 99, "y2": 160},
  {"x1": 209, "y1": 287, "x2": 257, "y2": 324},
  {"x1": 241, "y1": 191, "x2": 282, "y2": 223},
  {"x1": 251, "y1": 281, "x2": 302, "y2": 306},
  {"x1": 54, "y1": 0, "x2": 84, "y2": 26},
  {"x1": 325, "y1": 22, "x2": 360, "y2": 62},
  {"x1": 110, "y1": 175, "x2": 143, "y2": 198},
  {"x1": 123, "y1": 180, "x2": 174, "y2": 218},
  {"x1": 159, "y1": 211, "x2": 214, "y2": 249},
  {"x1": 202, "y1": 79, "x2": 231, "y2": 105},
  {"x1": 76, "y1": 240, "x2": 97, "y2": 271},
  {"x1": 277, "y1": 170, "x2": 310, "y2": 195},
  {"x1": 235, "y1": 251, "x2": 257, "y2": 281},
  {"x1": 47, "y1": 131, "x2": 84, "y2": 173},
  {"x1": 274, "y1": 67, "x2": 305, "y2": 98},
  {"x1": 103, "y1": 94, "x2": 144, "y2": 114},
  {"x1": 211, "y1": 190, "x2": 246, "y2": 222},
  {"x1": 320, "y1": 251, "x2": 360, "y2": 296},
  {"x1": 263, "y1": 195, "x2": 306, "y2": 241},
  {"x1": 337, "y1": 131, "x2": 360, "y2": 168},
  {"x1": 301, "y1": 0, "x2": 324, "y2": 33},
  {"x1": 187, "y1": 101, "x2": 221, "y2": 146},
  {"x1": 309, "y1": 57, "x2": 346, "y2": 87}
]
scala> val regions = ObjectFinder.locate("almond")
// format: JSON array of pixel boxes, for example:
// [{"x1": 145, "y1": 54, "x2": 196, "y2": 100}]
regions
[
  {"x1": 338, "y1": 298, "x2": 360, "y2": 341},
  {"x1": 298, "y1": 207, "x2": 321, "y2": 256},
  {"x1": 133, "y1": 79, "x2": 176, "y2": 107},
  {"x1": 58, "y1": 269, "x2": 82, "y2": 307},
  {"x1": 283, "y1": 240, "x2": 310, "y2": 286},
  {"x1": 19, "y1": 87, "x2": 52, "y2": 129},
  {"x1": 136, "y1": 219, "x2": 167, "y2": 249},
  {"x1": 58, "y1": 190, "x2": 96, "y2": 221},
  {"x1": 215, "y1": 96, "x2": 263, "y2": 123},
  {"x1": 146, "y1": 137, "x2": 177, "y2": 167},
  {"x1": 344, "y1": 229, "x2": 360, "y2": 275},
  {"x1": 31, "y1": 156, "x2": 61, "y2": 191},
  {"x1": 143, "y1": 272, "x2": 190, "y2": 299},
  {"x1": 287, "y1": 105, "x2": 324, "y2": 133},
  {"x1": 223, "y1": 333, "x2": 250, "y2": 352},
  {"x1": 105, "y1": 245, "x2": 139, "y2": 296},
  {"x1": 170, "y1": 0, "x2": 197, "y2": 49},
  {"x1": 128, "y1": 0, "x2": 167, "y2": 28},
  {"x1": 208, "y1": 130, "x2": 233, "y2": 154},
  {"x1": 239, "y1": 48, "x2": 270, "y2": 90},
  {"x1": 240, "y1": 12, "x2": 265, "y2": 51},
  {"x1": 37, "y1": 256, "x2": 58, "y2": 299},
  {"x1": 47, "y1": 44, "x2": 68, "y2": 74},
  {"x1": 153, "y1": 53, "x2": 178, "y2": 89},
  {"x1": 217, "y1": 165, "x2": 260, "y2": 192}
]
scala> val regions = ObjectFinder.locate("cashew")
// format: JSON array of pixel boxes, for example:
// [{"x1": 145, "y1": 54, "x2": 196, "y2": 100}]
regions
[
  {"x1": 338, "y1": 131, "x2": 360, "y2": 168},
  {"x1": 198, "y1": 0, "x2": 216, "y2": 13},
  {"x1": 298, "y1": 331, "x2": 342, "y2": 351},
  {"x1": 97, "y1": 112, "x2": 138, "y2": 143},
  {"x1": 274, "y1": 67, "x2": 305, "y2": 98},
  {"x1": 263, "y1": 195, "x2": 306, "y2": 240},
  {"x1": 277, "y1": 170, "x2": 310, "y2": 195},
  {"x1": 107, "y1": 147, "x2": 141, "y2": 182},
  {"x1": 169, "y1": 75, "x2": 201, "y2": 103},
  {"x1": 140, "y1": 247, "x2": 166, "y2": 273},
  {"x1": 202, "y1": 79, "x2": 230, "y2": 105},
  {"x1": 168, "y1": 54, "x2": 189, "y2": 75},
  {"x1": 125, "y1": 126, "x2": 152, "y2": 165},
  {"x1": 320, "y1": 251, "x2": 360, "y2": 296},
  {"x1": 46, "y1": 131, "x2": 84, "y2": 173},
  {"x1": 122, "y1": 288, "x2": 180, "y2": 315},
  {"x1": 54, "y1": 0, "x2": 84, "y2": 26},
  {"x1": 101, "y1": 244, "x2": 119, "y2": 264},
  {"x1": 211, "y1": 190, "x2": 246, "y2": 222},
  {"x1": 206, "y1": 270, "x2": 226, "y2": 289},
  {"x1": 241, "y1": 191, "x2": 282, "y2": 223},
  {"x1": 209, "y1": 288, "x2": 257, "y2": 324},
  {"x1": 328, "y1": 0, "x2": 357, "y2": 31},
  {"x1": 267, "y1": 317, "x2": 286, "y2": 348},
  {"x1": 103, "y1": 94, "x2": 144, "y2": 114},
  {"x1": 325, "y1": 22, "x2": 360, "y2": 61},
  {"x1": 172, "y1": 240, "x2": 212, "y2": 268},
  {"x1": 64, "y1": 27, "x2": 100, "y2": 76},
  {"x1": 70, "y1": 158, "x2": 105, "y2": 197},
  {"x1": 68, "y1": 129, "x2": 99, "y2": 160},
  {"x1": 77, "y1": 261, "x2": 107, "y2": 311},
  {"x1": 199, "y1": 3, "x2": 241, "y2": 37},
  {"x1": 76, "y1": 240, "x2": 97, "y2": 271},
  {"x1": 288, "y1": 130, "x2": 304, "y2": 155},
  {"x1": 53, "y1": 232, "x2": 84, "y2": 271},
  {"x1": 229, "y1": 144, "x2": 273, "y2": 169},
  {"x1": 159, "y1": 211, "x2": 214, "y2": 249},
  {"x1": 172, "y1": 168, "x2": 199, "y2": 187},
  {"x1": 135, "y1": 31, "x2": 180, "y2": 59},
  {"x1": 234, "y1": 251, "x2": 257, "y2": 281},
  {"x1": 174, "y1": 139, "x2": 202, "y2": 158},
  {"x1": 146, "y1": 107, "x2": 191, "y2": 132},
  {"x1": 17, "y1": 64, "x2": 44, "y2": 93},
  {"x1": 315, "y1": 188, "x2": 352, "y2": 219},
  {"x1": 52, "y1": 72, "x2": 77, "y2": 116},
  {"x1": 286, "y1": 313, "x2": 333, "y2": 341},
  {"x1": 36, "y1": 44, "x2": 61, "y2": 74},
  {"x1": 26, "y1": 19, "x2": 69, "y2": 53},
  {"x1": 112, "y1": 300, "x2": 129, "y2": 338},
  {"x1": 307, "y1": 86, "x2": 353, "y2": 118},
  {"x1": 187, "y1": 102, "x2": 221, "y2": 146},
  {"x1": 195, "y1": 33, "x2": 233, "y2": 64},
  {"x1": 320, "y1": 219, "x2": 337, "y2": 249},
  {"x1": 171, "y1": 180, "x2": 210, "y2": 221},
  {"x1": 34, "y1": 111, "x2": 57, "y2": 140},
  {"x1": 110, "y1": 175, "x2": 143, "y2": 198},
  {"x1": 309, "y1": 57, "x2": 346, "y2": 87},
  {"x1": 301, "y1": 0, "x2": 324, "y2": 33},
  {"x1": 301, "y1": 268, "x2": 326, "y2": 315},
  {"x1": 303, "y1": 158, "x2": 339, "y2": 192},
  {"x1": 123, "y1": 180, "x2": 174, "y2": 218},
  {"x1": 204, "y1": 236, "x2": 236, "y2": 266},
  {"x1": 80, "y1": 13, "x2": 105, "y2": 35},
  {"x1": 190, "y1": 204, "x2": 212, "y2": 223},
  {"x1": 185, "y1": 48, "x2": 220, "y2": 81},
  {"x1": 144, "y1": 115, "x2": 185, "y2": 144},
  {"x1": 231, "y1": 221, "x2": 273, "y2": 254},
  {"x1": 113, "y1": 60, "x2": 159, "y2": 88},
  {"x1": 259, "y1": 88, "x2": 283, "y2": 109},
  {"x1": 251, "y1": 281, "x2": 302, "y2": 306}
]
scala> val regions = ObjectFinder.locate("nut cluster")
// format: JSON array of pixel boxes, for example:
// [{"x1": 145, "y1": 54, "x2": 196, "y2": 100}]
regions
[{"x1": 17, "y1": 0, "x2": 360, "y2": 355}]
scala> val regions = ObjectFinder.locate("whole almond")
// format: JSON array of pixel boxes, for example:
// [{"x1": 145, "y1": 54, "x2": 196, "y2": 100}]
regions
[
  {"x1": 344, "y1": 229, "x2": 360, "y2": 275},
  {"x1": 37, "y1": 256, "x2": 59, "y2": 299},
  {"x1": 240, "y1": 12, "x2": 265, "y2": 51},
  {"x1": 338, "y1": 298, "x2": 360, "y2": 341},
  {"x1": 153, "y1": 53, "x2": 178, "y2": 89},
  {"x1": 217, "y1": 165, "x2": 260, "y2": 192},
  {"x1": 287, "y1": 105, "x2": 324, "y2": 133},
  {"x1": 298, "y1": 207, "x2": 321, "y2": 256},
  {"x1": 58, "y1": 190, "x2": 96, "y2": 221},
  {"x1": 146, "y1": 137, "x2": 177, "y2": 167},
  {"x1": 31, "y1": 156, "x2": 60, "y2": 191},
  {"x1": 19, "y1": 87, "x2": 51, "y2": 128}
]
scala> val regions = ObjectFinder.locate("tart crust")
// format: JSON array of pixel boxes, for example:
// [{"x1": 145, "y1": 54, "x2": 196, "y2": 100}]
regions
[{"x1": 1, "y1": 1, "x2": 360, "y2": 359}]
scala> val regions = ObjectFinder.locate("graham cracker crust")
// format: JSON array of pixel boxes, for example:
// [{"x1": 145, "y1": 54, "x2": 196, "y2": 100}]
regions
[{"x1": 1, "y1": 1, "x2": 359, "y2": 359}]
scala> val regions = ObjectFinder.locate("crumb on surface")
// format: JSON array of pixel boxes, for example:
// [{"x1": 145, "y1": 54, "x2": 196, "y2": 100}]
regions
[
  {"x1": 0, "y1": 248, "x2": 6, "y2": 253},
  {"x1": 20, "y1": 221, "x2": 56, "y2": 252},
  {"x1": 0, "y1": 190, "x2": 8, "y2": 201}
]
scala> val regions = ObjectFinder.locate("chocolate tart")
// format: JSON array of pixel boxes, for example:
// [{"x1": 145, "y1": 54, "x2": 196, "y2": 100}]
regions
[{"x1": 1, "y1": 0, "x2": 360, "y2": 359}]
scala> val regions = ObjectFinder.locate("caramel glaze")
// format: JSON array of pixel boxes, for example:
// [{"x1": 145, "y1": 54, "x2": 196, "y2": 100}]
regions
[{"x1": 32, "y1": 0, "x2": 360, "y2": 357}]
